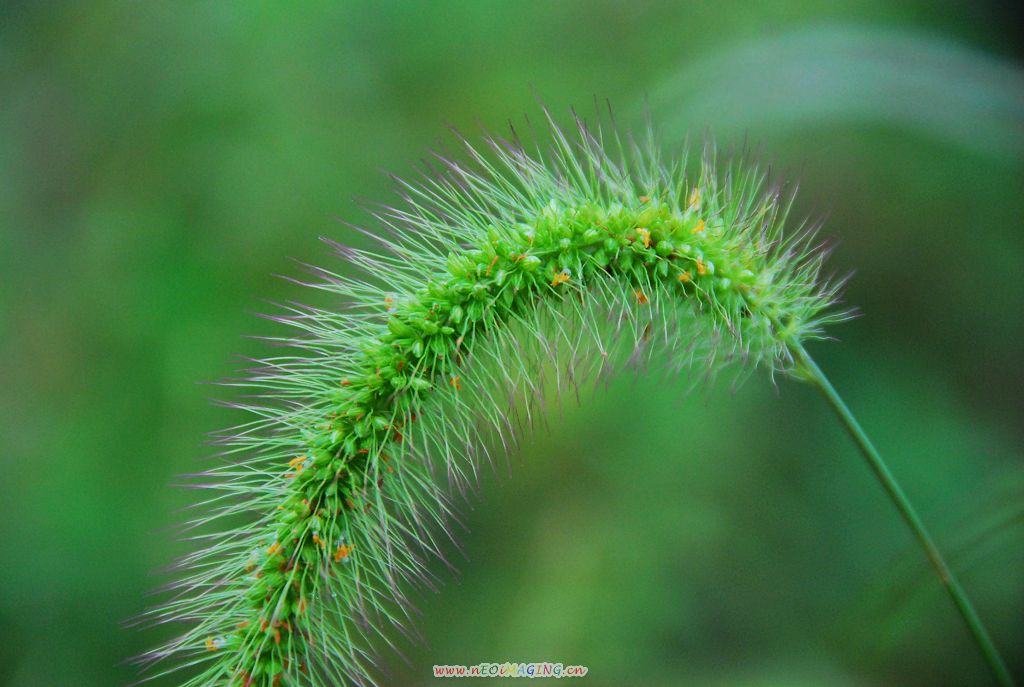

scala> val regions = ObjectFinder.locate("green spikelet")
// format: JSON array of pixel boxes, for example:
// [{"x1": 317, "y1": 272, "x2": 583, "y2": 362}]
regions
[{"x1": 137, "y1": 110, "x2": 847, "y2": 686}]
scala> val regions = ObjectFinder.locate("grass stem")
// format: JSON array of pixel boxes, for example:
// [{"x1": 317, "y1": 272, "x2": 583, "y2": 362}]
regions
[{"x1": 791, "y1": 341, "x2": 1015, "y2": 687}]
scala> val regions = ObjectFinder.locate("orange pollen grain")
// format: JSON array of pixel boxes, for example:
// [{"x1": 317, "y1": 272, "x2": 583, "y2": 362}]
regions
[{"x1": 334, "y1": 543, "x2": 355, "y2": 562}]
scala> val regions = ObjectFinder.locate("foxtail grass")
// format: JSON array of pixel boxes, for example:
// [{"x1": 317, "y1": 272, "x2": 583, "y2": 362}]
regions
[{"x1": 136, "y1": 108, "x2": 1014, "y2": 686}]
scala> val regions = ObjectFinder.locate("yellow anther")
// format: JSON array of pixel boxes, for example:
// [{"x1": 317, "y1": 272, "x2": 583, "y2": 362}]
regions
[
  {"x1": 334, "y1": 543, "x2": 355, "y2": 562},
  {"x1": 634, "y1": 289, "x2": 649, "y2": 304},
  {"x1": 288, "y1": 456, "x2": 306, "y2": 468},
  {"x1": 636, "y1": 227, "x2": 651, "y2": 248},
  {"x1": 639, "y1": 194, "x2": 650, "y2": 203},
  {"x1": 267, "y1": 542, "x2": 281, "y2": 556},
  {"x1": 692, "y1": 219, "x2": 705, "y2": 234},
  {"x1": 551, "y1": 268, "x2": 571, "y2": 287},
  {"x1": 678, "y1": 270, "x2": 692, "y2": 283},
  {"x1": 696, "y1": 258, "x2": 707, "y2": 276},
  {"x1": 688, "y1": 187, "x2": 701, "y2": 209},
  {"x1": 450, "y1": 375, "x2": 461, "y2": 391}
]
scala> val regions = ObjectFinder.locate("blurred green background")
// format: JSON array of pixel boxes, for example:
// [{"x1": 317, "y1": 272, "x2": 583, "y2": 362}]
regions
[{"x1": 2, "y1": 2, "x2": 1022, "y2": 686}]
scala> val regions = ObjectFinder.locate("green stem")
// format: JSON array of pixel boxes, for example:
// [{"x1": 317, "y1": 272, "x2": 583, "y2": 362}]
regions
[{"x1": 790, "y1": 340, "x2": 1015, "y2": 687}]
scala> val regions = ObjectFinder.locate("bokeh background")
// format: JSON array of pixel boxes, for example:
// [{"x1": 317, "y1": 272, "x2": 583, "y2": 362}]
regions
[{"x1": 2, "y1": 2, "x2": 1022, "y2": 685}]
